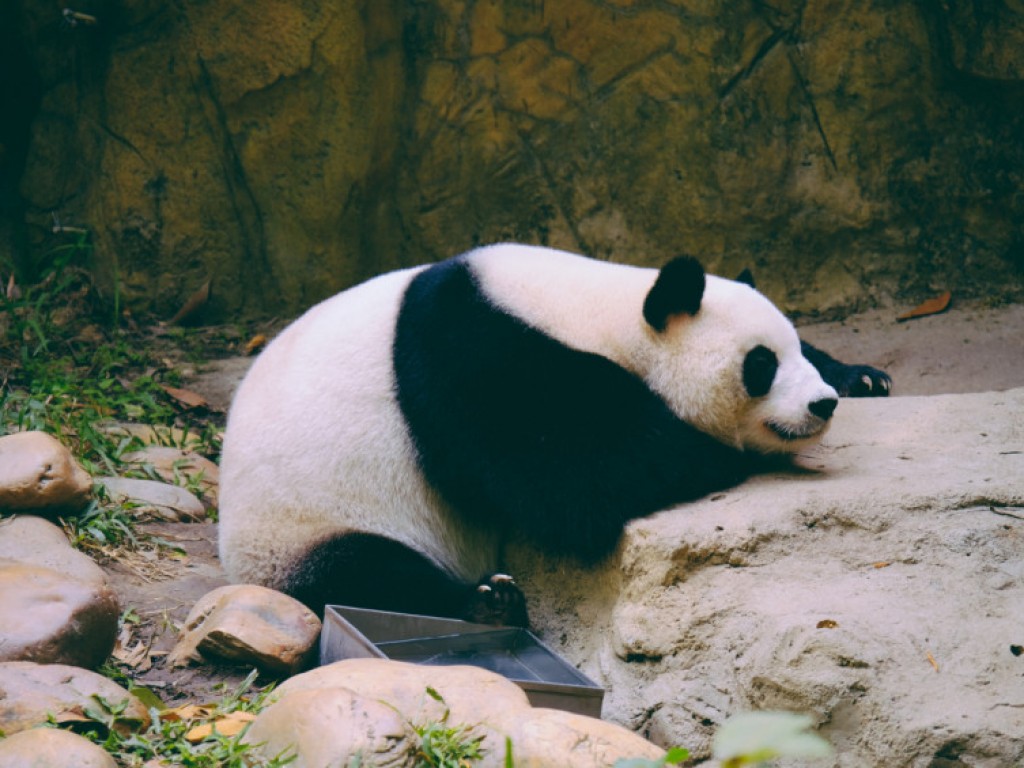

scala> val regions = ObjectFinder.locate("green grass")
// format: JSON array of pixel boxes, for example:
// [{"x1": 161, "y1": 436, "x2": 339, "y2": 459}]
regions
[
  {"x1": 0, "y1": 236, "x2": 224, "y2": 553},
  {"x1": 51, "y1": 670, "x2": 295, "y2": 768}
]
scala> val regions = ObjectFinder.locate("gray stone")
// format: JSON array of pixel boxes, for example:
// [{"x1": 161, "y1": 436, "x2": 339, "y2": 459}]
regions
[
  {"x1": 0, "y1": 661, "x2": 150, "y2": 735},
  {"x1": 120, "y1": 446, "x2": 220, "y2": 507},
  {"x1": 0, "y1": 432, "x2": 92, "y2": 515},
  {"x1": 96, "y1": 476, "x2": 205, "y2": 522},
  {"x1": 0, "y1": 727, "x2": 116, "y2": 767},
  {"x1": 513, "y1": 387, "x2": 1024, "y2": 766},
  {"x1": 169, "y1": 584, "x2": 321, "y2": 674}
]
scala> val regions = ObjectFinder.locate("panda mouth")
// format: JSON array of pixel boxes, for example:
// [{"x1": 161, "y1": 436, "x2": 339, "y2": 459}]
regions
[{"x1": 765, "y1": 419, "x2": 825, "y2": 442}]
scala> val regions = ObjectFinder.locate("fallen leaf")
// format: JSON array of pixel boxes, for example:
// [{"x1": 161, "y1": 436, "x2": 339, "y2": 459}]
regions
[
  {"x1": 244, "y1": 334, "x2": 268, "y2": 355},
  {"x1": 897, "y1": 291, "x2": 951, "y2": 322},
  {"x1": 185, "y1": 711, "x2": 256, "y2": 742},
  {"x1": 160, "y1": 385, "x2": 209, "y2": 409},
  {"x1": 169, "y1": 280, "x2": 211, "y2": 326},
  {"x1": 816, "y1": 619, "x2": 839, "y2": 629},
  {"x1": 6, "y1": 274, "x2": 20, "y2": 300},
  {"x1": 52, "y1": 705, "x2": 92, "y2": 725},
  {"x1": 163, "y1": 703, "x2": 214, "y2": 722},
  {"x1": 872, "y1": 561, "x2": 891, "y2": 569},
  {"x1": 926, "y1": 650, "x2": 940, "y2": 672}
]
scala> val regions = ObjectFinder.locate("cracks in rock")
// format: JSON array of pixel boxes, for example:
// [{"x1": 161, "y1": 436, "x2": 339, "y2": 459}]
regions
[
  {"x1": 786, "y1": 47, "x2": 838, "y2": 172},
  {"x1": 512, "y1": 123, "x2": 588, "y2": 253},
  {"x1": 720, "y1": 4, "x2": 839, "y2": 172},
  {"x1": 718, "y1": 27, "x2": 788, "y2": 102}
]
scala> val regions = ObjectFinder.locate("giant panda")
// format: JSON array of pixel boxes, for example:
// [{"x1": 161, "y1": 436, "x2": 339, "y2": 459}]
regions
[{"x1": 218, "y1": 243, "x2": 888, "y2": 626}]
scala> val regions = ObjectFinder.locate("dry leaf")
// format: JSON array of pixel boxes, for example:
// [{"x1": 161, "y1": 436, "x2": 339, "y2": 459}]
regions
[
  {"x1": 185, "y1": 711, "x2": 256, "y2": 742},
  {"x1": 897, "y1": 291, "x2": 951, "y2": 322},
  {"x1": 244, "y1": 333, "x2": 268, "y2": 355},
  {"x1": 160, "y1": 385, "x2": 209, "y2": 409},
  {"x1": 6, "y1": 274, "x2": 20, "y2": 300},
  {"x1": 816, "y1": 619, "x2": 839, "y2": 629},
  {"x1": 52, "y1": 705, "x2": 92, "y2": 725},
  {"x1": 926, "y1": 650, "x2": 940, "y2": 672},
  {"x1": 872, "y1": 561, "x2": 891, "y2": 569},
  {"x1": 163, "y1": 703, "x2": 214, "y2": 722},
  {"x1": 170, "y1": 281, "x2": 211, "y2": 325},
  {"x1": 113, "y1": 639, "x2": 152, "y2": 670}
]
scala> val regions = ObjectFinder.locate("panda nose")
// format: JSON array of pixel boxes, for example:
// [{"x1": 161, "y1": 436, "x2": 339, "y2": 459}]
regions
[{"x1": 808, "y1": 397, "x2": 838, "y2": 421}]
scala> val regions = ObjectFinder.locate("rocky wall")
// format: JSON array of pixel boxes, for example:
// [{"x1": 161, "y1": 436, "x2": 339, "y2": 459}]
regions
[{"x1": 3, "y1": 0, "x2": 1023, "y2": 318}]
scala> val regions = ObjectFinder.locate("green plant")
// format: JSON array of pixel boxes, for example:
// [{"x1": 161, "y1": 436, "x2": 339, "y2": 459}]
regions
[
  {"x1": 614, "y1": 746, "x2": 690, "y2": 768},
  {"x1": 62, "y1": 489, "x2": 142, "y2": 552},
  {"x1": 57, "y1": 670, "x2": 294, "y2": 767},
  {"x1": 414, "y1": 688, "x2": 486, "y2": 768}
]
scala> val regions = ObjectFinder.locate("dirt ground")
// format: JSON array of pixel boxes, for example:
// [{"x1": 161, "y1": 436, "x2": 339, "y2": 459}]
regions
[{"x1": 102, "y1": 297, "x2": 1024, "y2": 704}]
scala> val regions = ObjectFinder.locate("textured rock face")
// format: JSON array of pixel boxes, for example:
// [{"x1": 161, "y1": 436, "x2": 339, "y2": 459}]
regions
[
  {"x1": 512, "y1": 388, "x2": 1024, "y2": 766},
  {"x1": 6, "y1": 1, "x2": 1023, "y2": 318}
]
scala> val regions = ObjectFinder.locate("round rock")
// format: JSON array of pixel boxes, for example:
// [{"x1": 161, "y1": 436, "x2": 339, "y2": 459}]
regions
[
  {"x1": 169, "y1": 584, "x2": 321, "y2": 674},
  {"x1": 0, "y1": 517, "x2": 118, "y2": 668},
  {"x1": 0, "y1": 431, "x2": 92, "y2": 514},
  {"x1": 0, "y1": 727, "x2": 116, "y2": 767},
  {"x1": 0, "y1": 661, "x2": 150, "y2": 735},
  {"x1": 243, "y1": 686, "x2": 416, "y2": 768}
]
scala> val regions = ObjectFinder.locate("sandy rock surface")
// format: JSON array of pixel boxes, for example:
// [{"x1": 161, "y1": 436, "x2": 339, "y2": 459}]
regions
[{"x1": 514, "y1": 387, "x2": 1024, "y2": 765}]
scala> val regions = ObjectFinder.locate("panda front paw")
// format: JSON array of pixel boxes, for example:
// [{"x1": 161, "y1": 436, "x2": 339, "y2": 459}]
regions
[
  {"x1": 462, "y1": 573, "x2": 529, "y2": 628},
  {"x1": 833, "y1": 365, "x2": 892, "y2": 398}
]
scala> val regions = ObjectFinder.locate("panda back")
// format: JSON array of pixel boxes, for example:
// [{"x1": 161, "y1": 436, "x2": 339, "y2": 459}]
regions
[{"x1": 393, "y1": 252, "x2": 748, "y2": 563}]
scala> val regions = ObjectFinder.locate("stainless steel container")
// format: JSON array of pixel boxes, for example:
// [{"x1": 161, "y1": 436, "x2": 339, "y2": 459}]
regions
[{"x1": 320, "y1": 605, "x2": 604, "y2": 718}]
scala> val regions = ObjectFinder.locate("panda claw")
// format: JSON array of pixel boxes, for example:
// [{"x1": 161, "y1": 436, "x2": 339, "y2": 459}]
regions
[{"x1": 463, "y1": 572, "x2": 529, "y2": 627}]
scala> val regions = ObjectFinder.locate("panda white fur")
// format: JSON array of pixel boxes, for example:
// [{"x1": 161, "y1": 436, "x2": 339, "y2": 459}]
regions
[{"x1": 218, "y1": 244, "x2": 842, "y2": 625}]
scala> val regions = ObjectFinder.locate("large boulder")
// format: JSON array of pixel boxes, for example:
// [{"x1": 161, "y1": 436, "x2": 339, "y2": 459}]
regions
[
  {"x1": 513, "y1": 387, "x2": 1024, "y2": 765},
  {"x1": 251, "y1": 658, "x2": 663, "y2": 767}
]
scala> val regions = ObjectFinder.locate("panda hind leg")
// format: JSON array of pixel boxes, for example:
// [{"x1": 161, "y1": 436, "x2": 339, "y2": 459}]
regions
[{"x1": 287, "y1": 531, "x2": 528, "y2": 627}]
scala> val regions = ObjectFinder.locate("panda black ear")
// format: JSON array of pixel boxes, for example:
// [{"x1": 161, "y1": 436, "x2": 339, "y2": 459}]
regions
[
  {"x1": 643, "y1": 256, "x2": 705, "y2": 332},
  {"x1": 736, "y1": 268, "x2": 756, "y2": 288}
]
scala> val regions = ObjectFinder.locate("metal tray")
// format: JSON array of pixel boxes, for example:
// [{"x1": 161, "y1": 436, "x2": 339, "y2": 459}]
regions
[{"x1": 321, "y1": 605, "x2": 604, "y2": 717}]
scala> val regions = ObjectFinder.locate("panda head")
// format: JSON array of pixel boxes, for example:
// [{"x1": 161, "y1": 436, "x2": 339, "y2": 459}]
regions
[{"x1": 640, "y1": 256, "x2": 838, "y2": 454}]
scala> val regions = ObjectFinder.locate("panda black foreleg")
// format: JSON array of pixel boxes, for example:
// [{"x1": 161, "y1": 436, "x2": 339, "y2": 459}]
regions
[
  {"x1": 287, "y1": 531, "x2": 528, "y2": 626},
  {"x1": 801, "y1": 340, "x2": 892, "y2": 397}
]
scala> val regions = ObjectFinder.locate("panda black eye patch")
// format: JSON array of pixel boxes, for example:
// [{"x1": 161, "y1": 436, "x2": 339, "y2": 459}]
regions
[{"x1": 743, "y1": 345, "x2": 779, "y2": 398}]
